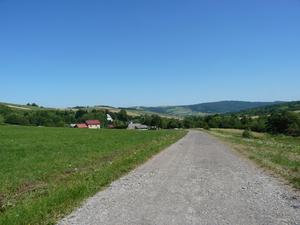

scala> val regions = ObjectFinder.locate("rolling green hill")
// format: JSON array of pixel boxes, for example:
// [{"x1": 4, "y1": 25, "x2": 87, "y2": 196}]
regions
[
  {"x1": 86, "y1": 105, "x2": 178, "y2": 118},
  {"x1": 1, "y1": 100, "x2": 293, "y2": 118},
  {"x1": 129, "y1": 101, "x2": 284, "y2": 117},
  {"x1": 0, "y1": 102, "x2": 49, "y2": 111}
]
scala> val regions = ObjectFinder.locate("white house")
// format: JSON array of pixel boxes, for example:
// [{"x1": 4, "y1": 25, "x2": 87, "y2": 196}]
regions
[{"x1": 107, "y1": 114, "x2": 113, "y2": 122}]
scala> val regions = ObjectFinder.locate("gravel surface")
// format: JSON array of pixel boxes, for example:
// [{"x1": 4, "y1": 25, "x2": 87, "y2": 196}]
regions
[{"x1": 58, "y1": 130, "x2": 300, "y2": 225}]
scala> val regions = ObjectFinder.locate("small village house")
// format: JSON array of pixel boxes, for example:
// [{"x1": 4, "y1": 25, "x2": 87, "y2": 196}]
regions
[
  {"x1": 85, "y1": 120, "x2": 101, "y2": 129},
  {"x1": 107, "y1": 114, "x2": 113, "y2": 122},
  {"x1": 127, "y1": 122, "x2": 148, "y2": 130},
  {"x1": 74, "y1": 120, "x2": 101, "y2": 129},
  {"x1": 75, "y1": 123, "x2": 88, "y2": 128}
]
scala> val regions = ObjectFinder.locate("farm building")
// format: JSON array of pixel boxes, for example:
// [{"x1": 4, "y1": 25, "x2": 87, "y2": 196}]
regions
[
  {"x1": 85, "y1": 120, "x2": 101, "y2": 129},
  {"x1": 75, "y1": 123, "x2": 88, "y2": 128},
  {"x1": 127, "y1": 122, "x2": 148, "y2": 130},
  {"x1": 74, "y1": 120, "x2": 101, "y2": 129},
  {"x1": 107, "y1": 124, "x2": 115, "y2": 129}
]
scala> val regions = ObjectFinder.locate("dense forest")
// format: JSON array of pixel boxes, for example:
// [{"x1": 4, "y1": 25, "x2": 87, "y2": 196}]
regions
[
  {"x1": 0, "y1": 102, "x2": 300, "y2": 136},
  {"x1": 182, "y1": 111, "x2": 300, "y2": 137},
  {"x1": 234, "y1": 101, "x2": 300, "y2": 116},
  {"x1": 129, "y1": 101, "x2": 283, "y2": 116}
]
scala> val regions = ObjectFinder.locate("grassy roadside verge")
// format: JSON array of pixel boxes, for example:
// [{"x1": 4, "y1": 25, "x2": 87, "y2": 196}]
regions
[
  {"x1": 0, "y1": 126, "x2": 187, "y2": 225},
  {"x1": 206, "y1": 128, "x2": 300, "y2": 190}
]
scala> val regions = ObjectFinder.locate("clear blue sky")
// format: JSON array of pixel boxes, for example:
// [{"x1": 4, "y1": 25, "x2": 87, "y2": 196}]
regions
[{"x1": 0, "y1": 0, "x2": 299, "y2": 107}]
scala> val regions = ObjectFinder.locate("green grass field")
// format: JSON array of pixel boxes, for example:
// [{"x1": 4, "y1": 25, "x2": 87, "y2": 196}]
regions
[
  {"x1": 207, "y1": 128, "x2": 300, "y2": 189},
  {"x1": 0, "y1": 126, "x2": 186, "y2": 225}
]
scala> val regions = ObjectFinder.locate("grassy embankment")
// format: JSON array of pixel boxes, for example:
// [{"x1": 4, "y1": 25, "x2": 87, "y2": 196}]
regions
[
  {"x1": 0, "y1": 126, "x2": 186, "y2": 225},
  {"x1": 207, "y1": 128, "x2": 300, "y2": 189}
]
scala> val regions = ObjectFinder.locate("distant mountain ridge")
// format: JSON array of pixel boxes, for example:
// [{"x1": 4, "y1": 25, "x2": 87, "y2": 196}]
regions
[{"x1": 129, "y1": 101, "x2": 285, "y2": 117}]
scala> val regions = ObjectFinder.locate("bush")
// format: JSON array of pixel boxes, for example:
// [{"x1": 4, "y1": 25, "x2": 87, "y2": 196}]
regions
[
  {"x1": 286, "y1": 123, "x2": 300, "y2": 137},
  {"x1": 267, "y1": 112, "x2": 300, "y2": 136},
  {"x1": 203, "y1": 123, "x2": 210, "y2": 130},
  {"x1": 0, "y1": 114, "x2": 4, "y2": 124},
  {"x1": 5, "y1": 114, "x2": 30, "y2": 125},
  {"x1": 242, "y1": 129, "x2": 252, "y2": 138}
]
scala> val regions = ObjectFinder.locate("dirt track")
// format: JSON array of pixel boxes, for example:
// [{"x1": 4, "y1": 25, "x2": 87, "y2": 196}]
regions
[{"x1": 58, "y1": 130, "x2": 300, "y2": 225}]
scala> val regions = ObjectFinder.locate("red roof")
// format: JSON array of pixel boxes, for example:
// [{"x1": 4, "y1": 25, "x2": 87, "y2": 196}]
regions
[
  {"x1": 76, "y1": 123, "x2": 88, "y2": 128},
  {"x1": 85, "y1": 120, "x2": 101, "y2": 125}
]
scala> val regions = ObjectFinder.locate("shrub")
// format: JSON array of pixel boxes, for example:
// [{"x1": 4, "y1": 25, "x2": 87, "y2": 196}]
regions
[
  {"x1": 286, "y1": 123, "x2": 300, "y2": 137},
  {"x1": 203, "y1": 123, "x2": 210, "y2": 130},
  {"x1": 5, "y1": 114, "x2": 30, "y2": 125},
  {"x1": 242, "y1": 128, "x2": 252, "y2": 138},
  {"x1": 267, "y1": 112, "x2": 300, "y2": 136},
  {"x1": 0, "y1": 114, "x2": 4, "y2": 124}
]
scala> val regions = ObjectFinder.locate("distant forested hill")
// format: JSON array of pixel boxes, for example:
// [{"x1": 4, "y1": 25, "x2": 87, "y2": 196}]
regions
[
  {"x1": 129, "y1": 101, "x2": 284, "y2": 117},
  {"x1": 235, "y1": 101, "x2": 300, "y2": 116}
]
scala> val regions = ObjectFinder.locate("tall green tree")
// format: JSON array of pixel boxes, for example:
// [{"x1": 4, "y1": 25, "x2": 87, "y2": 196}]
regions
[{"x1": 117, "y1": 109, "x2": 129, "y2": 122}]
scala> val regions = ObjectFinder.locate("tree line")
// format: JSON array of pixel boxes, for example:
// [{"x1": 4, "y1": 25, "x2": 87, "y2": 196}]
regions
[
  {"x1": 0, "y1": 105, "x2": 183, "y2": 129},
  {"x1": 0, "y1": 105, "x2": 299, "y2": 136},
  {"x1": 182, "y1": 111, "x2": 300, "y2": 136}
]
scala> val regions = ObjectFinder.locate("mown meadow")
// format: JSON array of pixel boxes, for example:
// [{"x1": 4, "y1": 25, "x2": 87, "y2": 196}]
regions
[
  {"x1": 0, "y1": 125, "x2": 186, "y2": 225},
  {"x1": 207, "y1": 128, "x2": 300, "y2": 189}
]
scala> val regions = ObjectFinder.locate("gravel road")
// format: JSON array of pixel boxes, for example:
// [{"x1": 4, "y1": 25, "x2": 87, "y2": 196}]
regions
[{"x1": 58, "y1": 130, "x2": 300, "y2": 225}]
